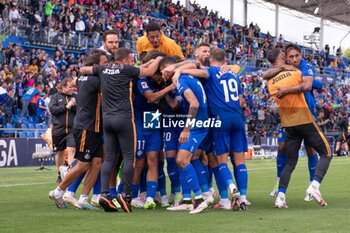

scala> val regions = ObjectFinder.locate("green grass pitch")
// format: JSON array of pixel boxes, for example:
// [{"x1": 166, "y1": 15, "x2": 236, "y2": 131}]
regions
[{"x1": 1, "y1": 157, "x2": 349, "y2": 233}]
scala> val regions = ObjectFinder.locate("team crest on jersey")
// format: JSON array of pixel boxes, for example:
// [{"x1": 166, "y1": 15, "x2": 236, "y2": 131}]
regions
[
  {"x1": 84, "y1": 153, "x2": 91, "y2": 160},
  {"x1": 308, "y1": 69, "x2": 313, "y2": 76},
  {"x1": 141, "y1": 82, "x2": 149, "y2": 89}
]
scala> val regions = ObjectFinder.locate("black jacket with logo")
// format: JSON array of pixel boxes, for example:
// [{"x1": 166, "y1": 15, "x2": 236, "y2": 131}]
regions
[{"x1": 49, "y1": 91, "x2": 77, "y2": 136}]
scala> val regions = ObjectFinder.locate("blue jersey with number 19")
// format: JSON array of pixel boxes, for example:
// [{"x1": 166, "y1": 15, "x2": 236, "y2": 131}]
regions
[
  {"x1": 204, "y1": 66, "x2": 243, "y2": 118},
  {"x1": 204, "y1": 66, "x2": 247, "y2": 154}
]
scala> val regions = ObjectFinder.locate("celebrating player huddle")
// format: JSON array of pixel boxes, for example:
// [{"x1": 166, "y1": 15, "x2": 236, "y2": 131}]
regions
[{"x1": 48, "y1": 26, "x2": 332, "y2": 214}]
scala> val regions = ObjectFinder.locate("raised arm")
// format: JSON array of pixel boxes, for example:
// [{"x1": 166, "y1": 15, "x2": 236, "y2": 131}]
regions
[
  {"x1": 262, "y1": 65, "x2": 297, "y2": 80},
  {"x1": 143, "y1": 84, "x2": 176, "y2": 104},
  {"x1": 139, "y1": 56, "x2": 163, "y2": 77},
  {"x1": 177, "y1": 68, "x2": 209, "y2": 79},
  {"x1": 79, "y1": 66, "x2": 94, "y2": 75},
  {"x1": 275, "y1": 75, "x2": 313, "y2": 98}
]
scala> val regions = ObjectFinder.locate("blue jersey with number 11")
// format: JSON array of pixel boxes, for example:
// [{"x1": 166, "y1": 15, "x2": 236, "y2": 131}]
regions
[{"x1": 204, "y1": 66, "x2": 243, "y2": 118}]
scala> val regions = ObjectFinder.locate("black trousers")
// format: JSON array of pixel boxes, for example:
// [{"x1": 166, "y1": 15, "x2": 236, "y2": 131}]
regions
[
  {"x1": 101, "y1": 116, "x2": 136, "y2": 195},
  {"x1": 279, "y1": 122, "x2": 332, "y2": 191}
]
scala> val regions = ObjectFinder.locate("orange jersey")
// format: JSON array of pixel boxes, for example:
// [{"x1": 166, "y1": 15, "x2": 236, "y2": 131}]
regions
[{"x1": 267, "y1": 71, "x2": 315, "y2": 127}]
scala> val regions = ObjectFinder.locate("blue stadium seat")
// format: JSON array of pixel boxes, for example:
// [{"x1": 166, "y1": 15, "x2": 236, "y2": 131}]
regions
[
  {"x1": 21, "y1": 123, "x2": 28, "y2": 129},
  {"x1": 5, "y1": 123, "x2": 15, "y2": 135},
  {"x1": 26, "y1": 132, "x2": 35, "y2": 138},
  {"x1": 35, "y1": 124, "x2": 42, "y2": 129},
  {"x1": 18, "y1": 132, "x2": 27, "y2": 138},
  {"x1": 27, "y1": 123, "x2": 35, "y2": 129}
]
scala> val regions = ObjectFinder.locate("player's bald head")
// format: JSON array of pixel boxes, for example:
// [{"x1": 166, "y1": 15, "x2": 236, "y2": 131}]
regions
[{"x1": 210, "y1": 48, "x2": 226, "y2": 63}]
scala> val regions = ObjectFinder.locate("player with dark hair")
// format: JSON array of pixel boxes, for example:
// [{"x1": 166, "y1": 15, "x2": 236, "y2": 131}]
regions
[
  {"x1": 264, "y1": 43, "x2": 323, "y2": 202},
  {"x1": 49, "y1": 49, "x2": 108, "y2": 209},
  {"x1": 136, "y1": 22, "x2": 184, "y2": 59},
  {"x1": 266, "y1": 48, "x2": 332, "y2": 208},
  {"x1": 100, "y1": 30, "x2": 119, "y2": 58}
]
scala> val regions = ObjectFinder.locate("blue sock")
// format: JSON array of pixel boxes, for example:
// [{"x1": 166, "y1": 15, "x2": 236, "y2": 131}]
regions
[
  {"x1": 278, "y1": 187, "x2": 287, "y2": 193},
  {"x1": 110, "y1": 187, "x2": 117, "y2": 199},
  {"x1": 308, "y1": 153, "x2": 318, "y2": 181},
  {"x1": 146, "y1": 181, "x2": 158, "y2": 198},
  {"x1": 117, "y1": 181, "x2": 124, "y2": 194},
  {"x1": 93, "y1": 172, "x2": 101, "y2": 195},
  {"x1": 191, "y1": 159, "x2": 209, "y2": 193},
  {"x1": 158, "y1": 161, "x2": 167, "y2": 196},
  {"x1": 182, "y1": 164, "x2": 201, "y2": 197},
  {"x1": 140, "y1": 168, "x2": 147, "y2": 193},
  {"x1": 277, "y1": 153, "x2": 286, "y2": 178},
  {"x1": 179, "y1": 167, "x2": 191, "y2": 199},
  {"x1": 166, "y1": 157, "x2": 180, "y2": 193},
  {"x1": 235, "y1": 164, "x2": 248, "y2": 196},
  {"x1": 207, "y1": 165, "x2": 213, "y2": 189},
  {"x1": 67, "y1": 173, "x2": 84, "y2": 193},
  {"x1": 131, "y1": 183, "x2": 140, "y2": 198},
  {"x1": 218, "y1": 163, "x2": 234, "y2": 187},
  {"x1": 213, "y1": 166, "x2": 228, "y2": 199}
]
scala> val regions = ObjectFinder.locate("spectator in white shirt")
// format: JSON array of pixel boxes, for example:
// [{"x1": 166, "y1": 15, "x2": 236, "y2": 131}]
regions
[
  {"x1": 75, "y1": 18, "x2": 85, "y2": 32},
  {"x1": 9, "y1": 6, "x2": 20, "y2": 23},
  {"x1": 34, "y1": 10, "x2": 42, "y2": 24}
]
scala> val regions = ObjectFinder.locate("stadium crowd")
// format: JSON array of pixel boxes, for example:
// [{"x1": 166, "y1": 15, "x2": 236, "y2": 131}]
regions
[{"x1": 0, "y1": 0, "x2": 349, "y2": 138}]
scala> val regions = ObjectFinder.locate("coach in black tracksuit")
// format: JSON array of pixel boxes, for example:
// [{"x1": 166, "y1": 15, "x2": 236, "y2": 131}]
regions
[
  {"x1": 80, "y1": 48, "x2": 162, "y2": 213},
  {"x1": 49, "y1": 77, "x2": 77, "y2": 183}
]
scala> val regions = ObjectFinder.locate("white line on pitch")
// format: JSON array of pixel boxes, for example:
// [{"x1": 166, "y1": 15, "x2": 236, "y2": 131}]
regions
[{"x1": 0, "y1": 181, "x2": 55, "y2": 188}]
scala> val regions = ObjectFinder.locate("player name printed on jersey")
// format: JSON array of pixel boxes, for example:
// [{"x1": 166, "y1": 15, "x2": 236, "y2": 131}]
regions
[
  {"x1": 102, "y1": 68, "x2": 120, "y2": 75},
  {"x1": 271, "y1": 72, "x2": 292, "y2": 84}
]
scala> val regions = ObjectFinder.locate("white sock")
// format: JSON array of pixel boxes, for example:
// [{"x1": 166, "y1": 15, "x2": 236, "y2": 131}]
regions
[
  {"x1": 209, "y1": 187, "x2": 215, "y2": 193},
  {"x1": 65, "y1": 191, "x2": 75, "y2": 197},
  {"x1": 278, "y1": 192, "x2": 285, "y2": 199},
  {"x1": 54, "y1": 187, "x2": 64, "y2": 197},
  {"x1": 78, "y1": 194, "x2": 88, "y2": 203},
  {"x1": 240, "y1": 195, "x2": 247, "y2": 203},
  {"x1": 311, "y1": 180, "x2": 320, "y2": 189},
  {"x1": 92, "y1": 194, "x2": 100, "y2": 201},
  {"x1": 229, "y1": 184, "x2": 237, "y2": 194},
  {"x1": 202, "y1": 191, "x2": 210, "y2": 196},
  {"x1": 220, "y1": 198, "x2": 229, "y2": 203}
]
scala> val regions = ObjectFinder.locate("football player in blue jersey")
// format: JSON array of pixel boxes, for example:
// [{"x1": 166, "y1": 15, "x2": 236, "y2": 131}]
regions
[
  {"x1": 173, "y1": 48, "x2": 249, "y2": 210},
  {"x1": 160, "y1": 57, "x2": 209, "y2": 214},
  {"x1": 130, "y1": 52, "x2": 176, "y2": 209}
]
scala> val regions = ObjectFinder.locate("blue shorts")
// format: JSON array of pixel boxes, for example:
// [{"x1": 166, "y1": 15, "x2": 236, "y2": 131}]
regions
[
  {"x1": 136, "y1": 129, "x2": 162, "y2": 160},
  {"x1": 277, "y1": 127, "x2": 286, "y2": 143},
  {"x1": 163, "y1": 127, "x2": 182, "y2": 152},
  {"x1": 178, "y1": 129, "x2": 208, "y2": 153},
  {"x1": 198, "y1": 130, "x2": 213, "y2": 152},
  {"x1": 212, "y1": 117, "x2": 247, "y2": 155}
]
